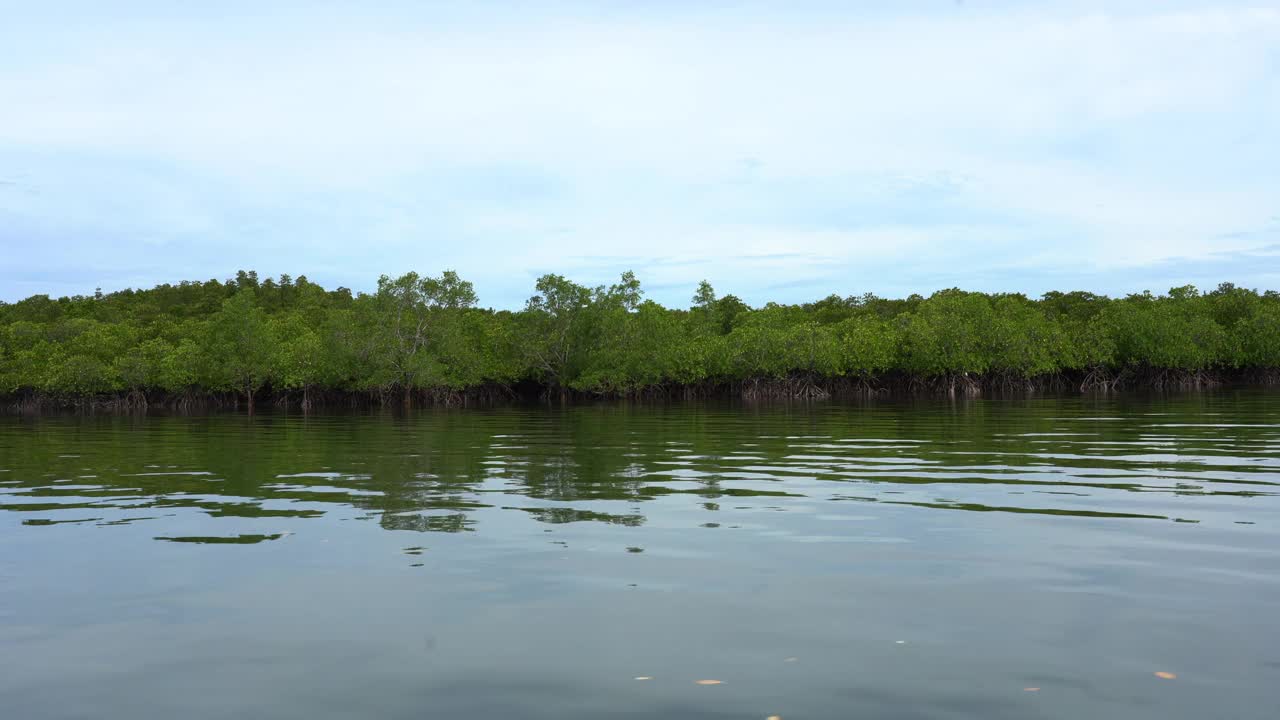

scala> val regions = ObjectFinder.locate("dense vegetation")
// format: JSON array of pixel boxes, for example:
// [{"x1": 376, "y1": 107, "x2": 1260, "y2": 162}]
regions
[{"x1": 2, "y1": 270, "x2": 1278, "y2": 410}]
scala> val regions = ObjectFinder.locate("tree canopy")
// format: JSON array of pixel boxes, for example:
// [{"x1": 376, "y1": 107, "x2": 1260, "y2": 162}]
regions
[{"x1": 2, "y1": 273, "x2": 1277, "y2": 408}]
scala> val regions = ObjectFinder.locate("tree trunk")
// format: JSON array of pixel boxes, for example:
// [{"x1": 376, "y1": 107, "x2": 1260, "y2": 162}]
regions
[
  {"x1": 403, "y1": 385, "x2": 412, "y2": 409},
  {"x1": 246, "y1": 386, "x2": 255, "y2": 415}
]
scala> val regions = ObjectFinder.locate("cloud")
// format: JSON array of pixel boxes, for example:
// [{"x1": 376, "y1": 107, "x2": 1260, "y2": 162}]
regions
[{"x1": 1, "y1": 1, "x2": 1277, "y2": 305}]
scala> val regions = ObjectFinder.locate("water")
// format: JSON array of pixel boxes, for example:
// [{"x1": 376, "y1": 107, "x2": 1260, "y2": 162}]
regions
[{"x1": 2, "y1": 392, "x2": 1279, "y2": 719}]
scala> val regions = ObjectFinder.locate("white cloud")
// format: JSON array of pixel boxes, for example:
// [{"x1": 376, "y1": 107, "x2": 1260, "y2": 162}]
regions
[{"x1": 1, "y1": 2, "x2": 1277, "y2": 303}]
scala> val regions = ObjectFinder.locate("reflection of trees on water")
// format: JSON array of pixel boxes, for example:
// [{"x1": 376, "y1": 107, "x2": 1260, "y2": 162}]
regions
[
  {"x1": 381, "y1": 511, "x2": 472, "y2": 533},
  {"x1": 521, "y1": 507, "x2": 645, "y2": 527},
  {"x1": 3, "y1": 394, "x2": 1279, "y2": 537}
]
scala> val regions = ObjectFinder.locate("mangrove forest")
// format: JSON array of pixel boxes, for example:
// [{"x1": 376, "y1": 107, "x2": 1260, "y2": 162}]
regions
[{"x1": 2, "y1": 270, "x2": 1278, "y2": 410}]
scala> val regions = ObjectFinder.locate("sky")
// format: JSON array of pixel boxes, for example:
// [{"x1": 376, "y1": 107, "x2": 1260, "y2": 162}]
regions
[{"x1": 1, "y1": 0, "x2": 1278, "y2": 308}]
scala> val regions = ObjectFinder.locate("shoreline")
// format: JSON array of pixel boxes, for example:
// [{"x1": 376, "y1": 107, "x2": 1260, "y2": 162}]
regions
[{"x1": 6, "y1": 370, "x2": 1276, "y2": 414}]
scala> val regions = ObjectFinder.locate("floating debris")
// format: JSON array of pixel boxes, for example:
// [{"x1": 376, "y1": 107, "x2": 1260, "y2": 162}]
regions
[
  {"x1": 1024, "y1": 687, "x2": 1040, "y2": 692},
  {"x1": 1155, "y1": 671, "x2": 1177, "y2": 680},
  {"x1": 635, "y1": 676, "x2": 652, "y2": 681},
  {"x1": 783, "y1": 657, "x2": 798, "y2": 663},
  {"x1": 695, "y1": 679, "x2": 723, "y2": 685}
]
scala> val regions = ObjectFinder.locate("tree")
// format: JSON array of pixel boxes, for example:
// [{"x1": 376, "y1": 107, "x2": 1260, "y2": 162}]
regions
[
  {"x1": 522, "y1": 274, "x2": 597, "y2": 393},
  {"x1": 3, "y1": 268, "x2": 1279, "y2": 407},
  {"x1": 373, "y1": 270, "x2": 479, "y2": 405},
  {"x1": 898, "y1": 290, "x2": 995, "y2": 378},
  {"x1": 209, "y1": 289, "x2": 276, "y2": 413},
  {"x1": 693, "y1": 280, "x2": 717, "y2": 310},
  {"x1": 271, "y1": 313, "x2": 329, "y2": 409}
]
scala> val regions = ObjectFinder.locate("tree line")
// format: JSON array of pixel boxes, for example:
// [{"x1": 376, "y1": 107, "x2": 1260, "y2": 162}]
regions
[{"x1": 2, "y1": 270, "x2": 1278, "y2": 410}]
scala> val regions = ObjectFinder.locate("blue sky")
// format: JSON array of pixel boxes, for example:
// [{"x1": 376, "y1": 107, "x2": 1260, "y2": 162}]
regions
[{"x1": 1, "y1": 0, "x2": 1277, "y2": 308}]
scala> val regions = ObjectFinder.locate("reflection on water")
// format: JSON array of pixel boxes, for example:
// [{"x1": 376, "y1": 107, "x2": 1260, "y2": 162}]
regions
[
  {"x1": 4, "y1": 398, "x2": 1277, "y2": 535},
  {"x1": 2, "y1": 391, "x2": 1279, "y2": 719}
]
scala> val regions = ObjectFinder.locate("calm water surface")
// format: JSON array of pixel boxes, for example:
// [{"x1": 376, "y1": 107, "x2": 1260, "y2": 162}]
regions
[{"x1": 2, "y1": 393, "x2": 1279, "y2": 719}]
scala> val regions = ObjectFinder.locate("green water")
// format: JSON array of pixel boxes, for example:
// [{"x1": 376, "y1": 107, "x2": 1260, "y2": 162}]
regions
[{"x1": 2, "y1": 392, "x2": 1279, "y2": 719}]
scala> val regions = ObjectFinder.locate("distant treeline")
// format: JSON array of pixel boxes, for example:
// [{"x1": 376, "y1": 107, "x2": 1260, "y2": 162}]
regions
[{"x1": 2, "y1": 270, "x2": 1278, "y2": 411}]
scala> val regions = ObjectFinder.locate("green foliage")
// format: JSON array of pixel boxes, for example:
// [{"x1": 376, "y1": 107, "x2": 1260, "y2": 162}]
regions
[
  {"x1": 834, "y1": 315, "x2": 897, "y2": 377},
  {"x1": 1, "y1": 272, "x2": 1276, "y2": 403},
  {"x1": 270, "y1": 313, "x2": 327, "y2": 391},
  {"x1": 368, "y1": 270, "x2": 481, "y2": 396},
  {"x1": 208, "y1": 289, "x2": 277, "y2": 403},
  {"x1": 728, "y1": 306, "x2": 843, "y2": 378},
  {"x1": 522, "y1": 274, "x2": 598, "y2": 390},
  {"x1": 1101, "y1": 290, "x2": 1227, "y2": 371},
  {"x1": 898, "y1": 290, "x2": 995, "y2": 377},
  {"x1": 987, "y1": 296, "x2": 1063, "y2": 378},
  {"x1": 1237, "y1": 302, "x2": 1280, "y2": 368}
]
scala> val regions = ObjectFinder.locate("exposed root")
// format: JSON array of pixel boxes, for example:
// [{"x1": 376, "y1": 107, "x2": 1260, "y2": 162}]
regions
[
  {"x1": 740, "y1": 375, "x2": 832, "y2": 400},
  {"x1": 2, "y1": 367, "x2": 1276, "y2": 414},
  {"x1": 1141, "y1": 367, "x2": 1219, "y2": 390},
  {"x1": 1080, "y1": 368, "x2": 1120, "y2": 393},
  {"x1": 908, "y1": 373, "x2": 981, "y2": 397},
  {"x1": 1243, "y1": 368, "x2": 1280, "y2": 385}
]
